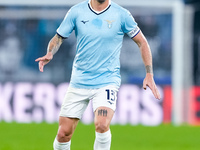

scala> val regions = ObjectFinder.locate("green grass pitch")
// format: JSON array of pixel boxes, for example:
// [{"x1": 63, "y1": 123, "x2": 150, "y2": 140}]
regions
[{"x1": 0, "y1": 122, "x2": 199, "y2": 150}]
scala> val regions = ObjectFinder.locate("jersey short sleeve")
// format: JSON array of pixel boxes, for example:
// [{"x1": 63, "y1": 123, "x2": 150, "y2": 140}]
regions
[
  {"x1": 56, "y1": 8, "x2": 76, "y2": 38},
  {"x1": 121, "y1": 10, "x2": 140, "y2": 39}
]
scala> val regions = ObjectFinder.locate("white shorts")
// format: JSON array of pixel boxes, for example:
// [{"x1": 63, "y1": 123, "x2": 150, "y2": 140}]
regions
[{"x1": 59, "y1": 85, "x2": 119, "y2": 119}]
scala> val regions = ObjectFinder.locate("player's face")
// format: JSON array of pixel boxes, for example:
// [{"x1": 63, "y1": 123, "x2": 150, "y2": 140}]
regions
[{"x1": 97, "y1": 0, "x2": 106, "y2": 4}]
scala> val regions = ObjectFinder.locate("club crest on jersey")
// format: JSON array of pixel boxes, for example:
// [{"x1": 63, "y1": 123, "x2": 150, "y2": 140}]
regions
[{"x1": 104, "y1": 20, "x2": 115, "y2": 29}]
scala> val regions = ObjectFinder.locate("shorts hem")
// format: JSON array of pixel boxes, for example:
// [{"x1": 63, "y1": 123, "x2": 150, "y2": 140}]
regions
[
  {"x1": 93, "y1": 105, "x2": 116, "y2": 113},
  {"x1": 59, "y1": 114, "x2": 82, "y2": 120}
]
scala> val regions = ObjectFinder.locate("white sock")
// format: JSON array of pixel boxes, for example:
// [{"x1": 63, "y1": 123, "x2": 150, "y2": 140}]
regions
[
  {"x1": 94, "y1": 129, "x2": 112, "y2": 150},
  {"x1": 53, "y1": 137, "x2": 71, "y2": 150}
]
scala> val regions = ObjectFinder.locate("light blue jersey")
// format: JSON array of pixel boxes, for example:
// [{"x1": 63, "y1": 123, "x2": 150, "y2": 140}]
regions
[{"x1": 57, "y1": 0, "x2": 140, "y2": 89}]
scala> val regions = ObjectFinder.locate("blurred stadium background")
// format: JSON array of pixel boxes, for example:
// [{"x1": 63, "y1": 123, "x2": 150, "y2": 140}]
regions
[{"x1": 0, "y1": 0, "x2": 200, "y2": 149}]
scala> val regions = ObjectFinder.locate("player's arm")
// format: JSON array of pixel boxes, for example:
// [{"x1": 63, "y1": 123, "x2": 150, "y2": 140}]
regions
[
  {"x1": 35, "y1": 34, "x2": 64, "y2": 72},
  {"x1": 47, "y1": 33, "x2": 64, "y2": 55},
  {"x1": 132, "y1": 31, "x2": 161, "y2": 100}
]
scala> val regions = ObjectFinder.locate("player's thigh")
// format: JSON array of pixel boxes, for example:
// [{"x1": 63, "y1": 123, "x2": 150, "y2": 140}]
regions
[
  {"x1": 94, "y1": 106, "x2": 114, "y2": 132},
  {"x1": 57, "y1": 116, "x2": 79, "y2": 142},
  {"x1": 92, "y1": 85, "x2": 118, "y2": 132}
]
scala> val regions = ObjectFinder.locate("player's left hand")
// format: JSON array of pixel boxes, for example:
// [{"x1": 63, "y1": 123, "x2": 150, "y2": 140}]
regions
[{"x1": 143, "y1": 73, "x2": 161, "y2": 100}]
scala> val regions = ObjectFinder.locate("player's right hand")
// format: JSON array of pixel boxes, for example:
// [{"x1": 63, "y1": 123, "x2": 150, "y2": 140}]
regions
[{"x1": 35, "y1": 52, "x2": 53, "y2": 72}]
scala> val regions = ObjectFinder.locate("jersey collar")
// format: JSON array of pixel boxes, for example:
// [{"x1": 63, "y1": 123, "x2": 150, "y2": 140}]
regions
[{"x1": 88, "y1": 0, "x2": 111, "y2": 15}]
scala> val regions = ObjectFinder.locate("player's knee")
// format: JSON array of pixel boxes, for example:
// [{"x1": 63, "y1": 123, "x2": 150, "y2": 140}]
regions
[
  {"x1": 95, "y1": 121, "x2": 109, "y2": 133},
  {"x1": 57, "y1": 128, "x2": 72, "y2": 142}
]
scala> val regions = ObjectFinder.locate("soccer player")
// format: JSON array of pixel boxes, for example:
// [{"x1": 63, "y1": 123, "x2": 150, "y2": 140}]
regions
[{"x1": 35, "y1": 0, "x2": 161, "y2": 149}]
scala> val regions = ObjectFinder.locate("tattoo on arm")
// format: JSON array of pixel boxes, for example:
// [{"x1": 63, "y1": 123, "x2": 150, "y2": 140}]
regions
[
  {"x1": 98, "y1": 109, "x2": 108, "y2": 117},
  {"x1": 47, "y1": 34, "x2": 64, "y2": 55},
  {"x1": 145, "y1": 65, "x2": 153, "y2": 74}
]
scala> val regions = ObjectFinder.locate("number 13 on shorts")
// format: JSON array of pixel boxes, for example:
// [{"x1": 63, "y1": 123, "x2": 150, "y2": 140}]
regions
[{"x1": 105, "y1": 89, "x2": 117, "y2": 105}]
